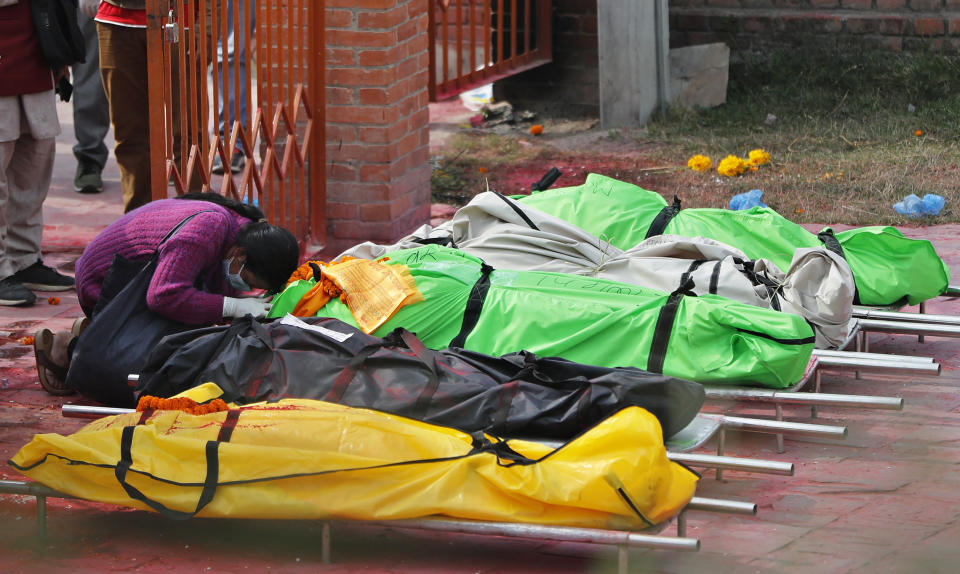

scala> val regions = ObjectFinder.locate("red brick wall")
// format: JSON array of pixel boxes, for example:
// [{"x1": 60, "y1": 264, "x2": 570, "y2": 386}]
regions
[
  {"x1": 325, "y1": 0, "x2": 432, "y2": 255},
  {"x1": 670, "y1": 0, "x2": 960, "y2": 53},
  {"x1": 493, "y1": 0, "x2": 600, "y2": 117}
]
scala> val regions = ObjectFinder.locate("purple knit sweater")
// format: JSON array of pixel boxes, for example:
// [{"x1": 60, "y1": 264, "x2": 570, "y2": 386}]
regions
[{"x1": 75, "y1": 199, "x2": 251, "y2": 324}]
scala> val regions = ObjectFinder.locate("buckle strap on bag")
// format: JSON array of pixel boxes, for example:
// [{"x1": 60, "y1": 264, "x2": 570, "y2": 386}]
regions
[
  {"x1": 494, "y1": 192, "x2": 541, "y2": 231},
  {"x1": 161, "y1": 210, "x2": 219, "y2": 245},
  {"x1": 115, "y1": 422, "x2": 225, "y2": 520},
  {"x1": 450, "y1": 262, "x2": 495, "y2": 348},
  {"x1": 396, "y1": 329, "x2": 442, "y2": 420},
  {"x1": 817, "y1": 228, "x2": 861, "y2": 304},
  {"x1": 644, "y1": 196, "x2": 682, "y2": 239},
  {"x1": 113, "y1": 406, "x2": 241, "y2": 519},
  {"x1": 647, "y1": 278, "x2": 697, "y2": 374}
]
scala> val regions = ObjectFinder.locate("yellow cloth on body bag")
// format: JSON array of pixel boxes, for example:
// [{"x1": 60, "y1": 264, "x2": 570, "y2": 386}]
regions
[{"x1": 289, "y1": 258, "x2": 422, "y2": 333}]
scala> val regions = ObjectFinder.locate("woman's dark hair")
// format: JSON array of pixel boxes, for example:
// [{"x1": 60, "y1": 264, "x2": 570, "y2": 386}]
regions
[
  {"x1": 177, "y1": 193, "x2": 299, "y2": 293},
  {"x1": 236, "y1": 222, "x2": 300, "y2": 294},
  {"x1": 176, "y1": 192, "x2": 265, "y2": 222}
]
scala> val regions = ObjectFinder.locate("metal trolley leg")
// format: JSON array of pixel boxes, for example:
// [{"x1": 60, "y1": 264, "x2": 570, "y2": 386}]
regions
[
  {"x1": 919, "y1": 301, "x2": 926, "y2": 343},
  {"x1": 775, "y1": 404, "x2": 785, "y2": 454},
  {"x1": 715, "y1": 428, "x2": 726, "y2": 481},
  {"x1": 321, "y1": 522, "x2": 331, "y2": 565}
]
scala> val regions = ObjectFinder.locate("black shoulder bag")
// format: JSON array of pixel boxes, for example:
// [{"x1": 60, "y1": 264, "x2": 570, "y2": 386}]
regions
[
  {"x1": 29, "y1": 0, "x2": 86, "y2": 68},
  {"x1": 66, "y1": 212, "x2": 215, "y2": 407}
]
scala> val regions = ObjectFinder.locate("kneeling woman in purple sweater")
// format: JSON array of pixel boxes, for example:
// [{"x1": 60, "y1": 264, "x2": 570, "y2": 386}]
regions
[{"x1": 34, "y1": 193, "x2": 300, "y2": 395}]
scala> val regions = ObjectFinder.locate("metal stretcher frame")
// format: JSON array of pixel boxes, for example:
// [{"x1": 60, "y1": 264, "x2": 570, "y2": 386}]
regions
[
  {"x1": 0, "y1": 465, "x2": 756, "y2": 573},
  {"x1": 5, "y1": 380, "x2": 848, "y2": 567},
  {"x1": 698, "y1": 322, "x2": 934, "y2": 454},
  {"x1": 850, "y1": 284, "x2": 960, "y2": 347},
  {"x1": 0, "y1": 475, "x2": 756, "y2": 571},
  {"x1": 697, "y1": 288, "x2": 960, "y2": 455}
]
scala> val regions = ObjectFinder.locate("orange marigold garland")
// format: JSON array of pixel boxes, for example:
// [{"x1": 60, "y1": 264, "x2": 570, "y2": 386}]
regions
[{"x1": 136, "y1": 395, "x2": 229, "y2": 415}]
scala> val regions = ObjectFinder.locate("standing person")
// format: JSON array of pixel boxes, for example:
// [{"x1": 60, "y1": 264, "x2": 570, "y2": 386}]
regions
[
  {"x1": 212, "y1": 0, "x2": 255, "y2": 175},
  {"x1": 72, "y1": 0, "x2": 111, "y2": 194},
  {"x1": 0, "y1": 0, "x2": 77, "y2": 306},
  {"x1": 95, "y1": 0, "x2": 202, "y2": 212},
  {"x1": 33, "y1": 193, "x2": 300, "y2": 397},
  {"x1": 94, "y1": 0, "x2": 151, "y2": 212}
]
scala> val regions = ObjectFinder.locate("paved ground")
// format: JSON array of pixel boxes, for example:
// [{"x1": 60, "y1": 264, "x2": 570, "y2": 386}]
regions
[{"x1": 1, "y1": 100, "x2": 959, "y2": 573}]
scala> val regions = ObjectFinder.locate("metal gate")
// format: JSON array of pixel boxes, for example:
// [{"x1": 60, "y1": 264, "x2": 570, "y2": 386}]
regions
[
  {"x1": 429, "y1": 0, "x2": 553, "y2": 101},
  {"x1": 145, "y1": 0, "x2": 325, "y2": 245}
]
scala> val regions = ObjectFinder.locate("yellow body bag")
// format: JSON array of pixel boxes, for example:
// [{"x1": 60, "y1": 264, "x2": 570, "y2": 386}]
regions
[{"x1": 10, "y1": 398, "x2": 697, "y2": 530}]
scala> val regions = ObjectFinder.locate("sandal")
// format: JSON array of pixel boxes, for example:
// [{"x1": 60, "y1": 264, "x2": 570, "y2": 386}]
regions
[
  {"x1": 71, "y1": 316, "x2": 90, "y2": 339},
  {"x1": 34, "y1": 328, "x2": 74, "y2": 396}
]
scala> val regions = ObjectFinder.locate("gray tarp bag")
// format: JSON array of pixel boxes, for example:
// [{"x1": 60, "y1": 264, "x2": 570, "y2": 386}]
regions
[{"x1": 341, "y1": 192, "x2": 856, "y2": 348}]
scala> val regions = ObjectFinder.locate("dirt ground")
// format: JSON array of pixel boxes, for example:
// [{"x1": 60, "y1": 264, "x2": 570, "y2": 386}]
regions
[{"x1": 429, "y1": 100, "x2": 680, "y2": 202}]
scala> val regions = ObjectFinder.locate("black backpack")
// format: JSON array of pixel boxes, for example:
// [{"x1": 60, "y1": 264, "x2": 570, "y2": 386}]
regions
[{"x1": 29, "y1": 0, "x2": 86, "y2": 68}]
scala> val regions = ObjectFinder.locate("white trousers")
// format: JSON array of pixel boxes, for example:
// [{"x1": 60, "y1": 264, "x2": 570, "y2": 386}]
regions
[{"x1": 0, "y1": 132, "x2": 55, "y2": 279}]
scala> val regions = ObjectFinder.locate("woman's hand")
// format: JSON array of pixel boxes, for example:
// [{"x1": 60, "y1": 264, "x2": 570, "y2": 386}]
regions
[{"x1": 222, "y1": 296, "x2": 271, "y2": 319}]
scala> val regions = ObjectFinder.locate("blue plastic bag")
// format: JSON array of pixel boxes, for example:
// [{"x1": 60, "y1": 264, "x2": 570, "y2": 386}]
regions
[
  {"x1": 894, "y1": 194, "x2": 944, "y2": 218},
  {"x1": 729, "y1": 189, "x2": 767, "y2": 211}
]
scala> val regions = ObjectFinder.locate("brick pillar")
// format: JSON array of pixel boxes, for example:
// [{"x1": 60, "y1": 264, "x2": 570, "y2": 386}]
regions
[{"x1": 325, "y1": 0, "x2": 432, "y2": 256}]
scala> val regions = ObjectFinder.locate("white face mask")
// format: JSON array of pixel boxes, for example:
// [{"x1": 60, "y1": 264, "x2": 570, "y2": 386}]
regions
[{"x1": 223, "y1": 257, "x2": 252, "y2": 291}]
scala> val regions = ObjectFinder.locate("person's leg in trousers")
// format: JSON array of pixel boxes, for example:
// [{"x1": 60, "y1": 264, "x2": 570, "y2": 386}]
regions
[
  {"x1": 0, "y1": 139, "x2": 17, "y2": 282},
  {"x1": 5, "y1": 134, "x2": 55, "y2": 274},
  {"x1": 71, "y1": 9, "x2": 110, "y2": 193},
  {"x1": 98, "y1": 22, "x2": 152, "y2": 212}
]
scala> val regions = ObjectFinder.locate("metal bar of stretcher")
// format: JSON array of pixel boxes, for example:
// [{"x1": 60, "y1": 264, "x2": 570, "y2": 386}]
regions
[
  {"x1": 941, "y1": 285, "x2": 960, "y2": 297},
  {"x1": 813, "y1": 352, "x2": 941, "y2": 375},
  {"x1": 668, "y1": 453, "x2": 794, "y2": 476},
  {"x1": 813, "y1": 348, "x2": 935, "y2": 364},
  {"x1": 857, "y1": 318, "x2": 960, "y2": 339},
  {"x1": 0, "y1": 479, "x2": 728, "y2": 553},
  {"x1": 853, "y1": 307, "x2": 960, "y2": 326},
  {"x1": 366, "y1": 517, "x2": 700, "y2": 552},
  {"x1": 704, "y1": 388, "x2": 903, "y2": 411},
  {"x1": 707, "y1": 414, "x2": 848, "y2": 440}
]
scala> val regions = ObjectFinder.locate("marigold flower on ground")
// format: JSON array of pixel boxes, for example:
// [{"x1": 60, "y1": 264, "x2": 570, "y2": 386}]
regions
[
  {"x1": 914, "y1": 129, "x2": 923, "y2": 136},
  {"x1": 529, "y1": 124, "x2": 543, "y2": 136},
  {"x1": 717, "y1": 155, "x2": 747, "y2": 177},
  {"x1": 747, "y1": 148, "x2": 771, "y2": 166},
  {"x1": 687, "y1": 154, "x2": 712, "y2": 172},
  {"x1": 47, "y1": 297, "x2": 60, "y2": 305}
]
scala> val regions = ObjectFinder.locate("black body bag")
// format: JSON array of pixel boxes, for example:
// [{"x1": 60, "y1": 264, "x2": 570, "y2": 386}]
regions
[
  {"x1": 66, "y1": 213, "x2": 212, "y2": 407},
  {"x1": 29, "y1": 0, "x2": 85, "y2": 68},
  {"x1": 137, "y1": 316, "x2": 705, "y2": 440}
]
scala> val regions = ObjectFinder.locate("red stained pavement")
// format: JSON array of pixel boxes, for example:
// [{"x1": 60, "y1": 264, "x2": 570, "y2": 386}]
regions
[{"x1": 1, "y1": 101, "x2": 960, "y2": 573}]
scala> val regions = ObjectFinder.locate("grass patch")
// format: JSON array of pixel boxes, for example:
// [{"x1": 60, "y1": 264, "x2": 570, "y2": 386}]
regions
[
  {"x1": 431, "y1": 133, "x2": 547, "y2": 203},
  {"x1": 644, "y1": 45, "x2": 960, "y2": 225}
]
